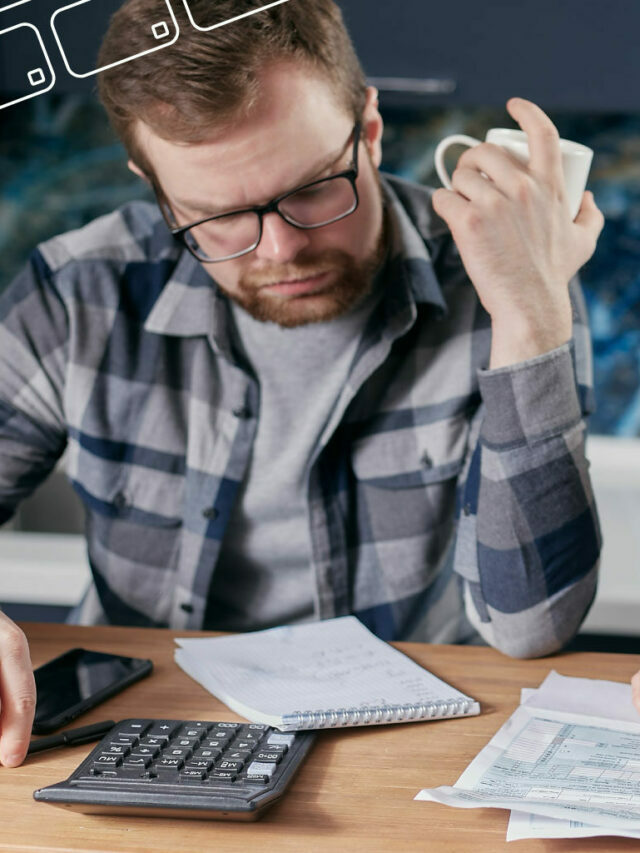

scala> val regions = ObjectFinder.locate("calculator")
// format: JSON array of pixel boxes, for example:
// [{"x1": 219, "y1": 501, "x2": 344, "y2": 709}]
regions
[{"x1": 33, "y1": 718, "x2": 316, "y2": 821}]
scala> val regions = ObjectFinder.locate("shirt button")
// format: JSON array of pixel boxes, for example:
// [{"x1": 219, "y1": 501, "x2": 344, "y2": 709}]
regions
[
  {"x1": 113, "y1": 491, "x2": 128, "y2": 510},
  {"x1": 180, "y1": 602, "x2": 194, "y2": 613},
  {"x1": 202, "y1": 507, "x2": 219, "y2": 521},
  {"x1": 232, "y1": 406, "x2": 251, "y2": 419},
  {"x1": 420, "y1": 451, "x2": 433, "y2": 468}
]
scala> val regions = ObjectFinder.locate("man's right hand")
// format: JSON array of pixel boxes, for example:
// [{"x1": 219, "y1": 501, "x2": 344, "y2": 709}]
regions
[{"x1": 0, "y1": 612, "x2": 36, "y2": 767}]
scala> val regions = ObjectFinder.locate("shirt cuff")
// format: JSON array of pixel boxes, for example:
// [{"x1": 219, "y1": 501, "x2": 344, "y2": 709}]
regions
[{"x1": 477, "y1": 342, "x2": 582, "y2": 448}]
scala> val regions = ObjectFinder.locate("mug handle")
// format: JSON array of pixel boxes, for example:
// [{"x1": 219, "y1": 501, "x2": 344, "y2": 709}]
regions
[{"x1": 434, "y1": 134, "x2": 482, "y2": 189}]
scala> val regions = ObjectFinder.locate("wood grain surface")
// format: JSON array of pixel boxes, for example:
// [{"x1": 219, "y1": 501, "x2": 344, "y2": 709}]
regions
[{"x1": 4, "y1": 622, "x2": 639, "y2": 852}]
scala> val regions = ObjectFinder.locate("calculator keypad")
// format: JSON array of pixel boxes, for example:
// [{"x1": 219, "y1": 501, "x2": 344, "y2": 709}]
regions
[{"x1": 83, "y1": 720, "x2": 283, "y2": 785}]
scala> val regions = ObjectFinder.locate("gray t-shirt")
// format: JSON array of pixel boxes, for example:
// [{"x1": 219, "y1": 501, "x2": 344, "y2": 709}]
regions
[{"x1": 207, "y1": 287, "x2": 381, "y2": 631}]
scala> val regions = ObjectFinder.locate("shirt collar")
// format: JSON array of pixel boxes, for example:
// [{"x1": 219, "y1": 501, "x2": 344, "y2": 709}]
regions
[
  {"x1": 380, "y1": 174, "x2": 449, "y2": 314},
  {"x1": 144, "y1": 247, "x2": 229, "y2": 343}
]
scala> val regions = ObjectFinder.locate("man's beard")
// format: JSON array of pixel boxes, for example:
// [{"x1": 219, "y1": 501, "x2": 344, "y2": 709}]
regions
[{"x1": 222, "y1": 222, "x2": 387, "y2": 328}]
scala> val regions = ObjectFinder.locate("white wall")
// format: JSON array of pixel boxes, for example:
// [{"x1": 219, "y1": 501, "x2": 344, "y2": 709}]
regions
[{"x1": 581, "y1": 435, "x2": 640, "y2": 636}]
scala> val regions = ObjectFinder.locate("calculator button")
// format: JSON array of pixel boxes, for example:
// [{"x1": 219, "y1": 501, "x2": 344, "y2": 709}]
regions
[
  {"x1": 124, "y1": 754, "x2": 153, "y2": 768},
  {"x1": 216, "y1": 722, "x2": 240, "y2": 730},
  {"x1": 194, "y1": 747, "x2": 221, "y2": 761},
  {"x1": 242, "y1": 772, "x2": 270, "y2": 784},
  {"x1": 179, "y1": 768, "x2": 207, "y2": 781},
  {"x1": 216, "y1": 759, "x2": 244, "y2": 772},
  {"x1": 178, "y1": 726, "x2": 207, "y2": 740},
  {"x1": 208, "y1": 770, "x2": 237, "y2": 782},
  {"x1": 174, "y1": 737, "x2": 200, "y2": 750},
  {"x1": 164, "y1": 747, "x2": 192, "y2": 761},
  {"x1": 238, "y1": 725, "x2": 268, "y2": 738},
  {"x1": 156, "y1": 756, "x2": 184, "y2": 771},
  {"x1": 119, "y1": 721, "x2": 150, "y2": 738},
  {"x1": 134, "y1": 745, "x2": 160, "y2": 759},
  {"x1": 226, "y1": 749, "x2": 253, "y2": 761},
  {"x1": 92, "y1": 754, "x2": 122, "y2": 770},
  {"x1": 234, "y1": 740, "x2": 257, "y2": 752},
  {"x1": 152, "y1": 767, "x2": 181, "y2": 782},
  {"x1": 147, "y1": 722, "x2": 181, "y2": 739},
  {"x1": 117, "y1": 763, "x2": 152, "y2": 778},
  {"x1": 185, "y1": 758, "x2": 213, "y2": 772},
  {"x1": 246, "y1": 761, "x2": 277, "y2": 778},
  {"x1": 139, "y1": 736, "x2": 165, "y2": 747},
  {"x1": 209, "y1": 729, "x2": 234, "y2": 740},
  {"x1": 255, "y1": 751, "x2": 283, "y2": 764},
  {"x1": 266, "y1": 733, "x2": 295, "y2": 747},
  {"x1": 104, "y1": 744, "x2": 130, "y2": 756},
  {"x1": 202, "y1": 739, "x2": 228, "y2": 750},
  {"x1": 111, "y1": 735, "x2": 139, "y2": 746},
  {"x1": 234, "y1": 730, "x2": 260, "y2": 743}
]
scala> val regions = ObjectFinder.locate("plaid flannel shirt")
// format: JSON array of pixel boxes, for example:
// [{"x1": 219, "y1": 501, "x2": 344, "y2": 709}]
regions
[{"x1": 0, "y1": 174, "x2": 600, "y2": 656}]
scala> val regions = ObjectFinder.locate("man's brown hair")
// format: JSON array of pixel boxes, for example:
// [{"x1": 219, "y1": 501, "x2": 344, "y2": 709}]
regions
[{"x1": 97, "y1": 0, "x2": 367, "y2": 175}]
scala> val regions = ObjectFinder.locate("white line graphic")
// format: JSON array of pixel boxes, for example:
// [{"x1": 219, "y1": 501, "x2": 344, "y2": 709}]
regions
[
  {"x1": 182, "y1": 0, "x2": 290, "y2": 33},
  {"x1": 50, "y1": 0, "x2": 179, "y2": 79},
  {"x1": 0, "y1": 0, "x2": 31, "y2": 14},
  {"x1": 0, "y1": 22, "x2": 55, "y2": 111}
]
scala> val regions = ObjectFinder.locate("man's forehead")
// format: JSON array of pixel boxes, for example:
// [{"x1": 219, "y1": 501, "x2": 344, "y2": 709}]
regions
[
  {"x1": 137, "y1": 108, "x2": 353, "y2": 211},
  {"x1": 135, "y1": 59, "x2": 350, "y2": 165}
]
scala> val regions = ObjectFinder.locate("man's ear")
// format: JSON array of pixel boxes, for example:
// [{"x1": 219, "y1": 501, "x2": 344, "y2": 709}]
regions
[
  {"x1": 361, "y1": 86, "x2": 384, "y2": 168},
  {"x1": 127, "y1": 159, "x2": 148, "y2": 182}
]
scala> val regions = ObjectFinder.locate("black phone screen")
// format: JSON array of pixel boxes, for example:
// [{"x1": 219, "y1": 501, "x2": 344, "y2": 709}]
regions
[{"x1": 33, "y1": 648, "x2": 152, "y2": 732}]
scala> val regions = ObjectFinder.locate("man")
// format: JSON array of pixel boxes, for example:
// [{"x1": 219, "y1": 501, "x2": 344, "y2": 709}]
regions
[{"x1": 0, "y1": 0, "x2": 603, "y2": 767}]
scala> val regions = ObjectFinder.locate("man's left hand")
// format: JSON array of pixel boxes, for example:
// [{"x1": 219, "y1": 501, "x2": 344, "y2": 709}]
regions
[
  {"x1": 432, "y1": 97, "x2": 605, "y2": 369},
  {"x1": 632, "y1": 671, "x2": 640, "y2": 714}
]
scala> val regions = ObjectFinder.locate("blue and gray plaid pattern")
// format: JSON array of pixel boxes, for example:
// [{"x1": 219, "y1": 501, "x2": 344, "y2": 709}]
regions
[{"x1": 0, "y1": 174, "x2": 600, "y2": 656}]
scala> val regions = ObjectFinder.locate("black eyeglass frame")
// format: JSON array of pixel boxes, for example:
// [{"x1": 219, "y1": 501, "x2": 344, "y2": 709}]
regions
[{"x1": 152, "y1": 121, "x2": 362, "y2": 263}]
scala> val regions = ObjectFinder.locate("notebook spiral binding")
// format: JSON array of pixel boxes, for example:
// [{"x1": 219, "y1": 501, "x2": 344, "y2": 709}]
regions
[{"x1": 281, "y1": 698, "x2": 477, "y2": 730}]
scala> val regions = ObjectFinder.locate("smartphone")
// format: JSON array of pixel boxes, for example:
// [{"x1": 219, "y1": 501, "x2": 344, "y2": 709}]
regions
[{"x1": 32, "y1": 648, "x2": 153, "y2": 734}]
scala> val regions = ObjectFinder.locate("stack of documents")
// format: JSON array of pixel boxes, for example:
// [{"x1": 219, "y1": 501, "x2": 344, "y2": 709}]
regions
[{"x1": 416, "y1": 670, "x2": 640, "y2": 841}]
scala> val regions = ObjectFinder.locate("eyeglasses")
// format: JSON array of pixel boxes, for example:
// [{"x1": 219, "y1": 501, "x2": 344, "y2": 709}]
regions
[{"x1": 153, "y1": 122, "x2": 361, "y2": 263}]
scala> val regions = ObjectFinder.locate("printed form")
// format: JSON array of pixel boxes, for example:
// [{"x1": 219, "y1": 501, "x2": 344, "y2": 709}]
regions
[{"x1": 416, "y1": 671, "x2": 640, "y2": 838}]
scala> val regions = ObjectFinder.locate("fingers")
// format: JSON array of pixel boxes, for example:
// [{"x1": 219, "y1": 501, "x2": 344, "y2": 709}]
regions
[
  {"x1": 432, "y1": 187, "x2": 469, "y2": 225},
  {"x1": 506, "y1": 97, "x2": 563, "y2": 185},
  {"x1": 0, "y1": 615, "x2": 36, "y2": 767},
  {"x1": 632, "y1": 671, "x2": 640, "y2": 714},
  {"x1": 454, "y1": 144, "x2": 527, "y2": 200},
  {"x1": 571, "y1": 191, "x2": 605, "y2": 264},
  {"x1": 575, "y1": 191, "x2": 605, "y2": 234},
  {"x1": 450, "y1": 166, "x2": 504, "y2": 205}
]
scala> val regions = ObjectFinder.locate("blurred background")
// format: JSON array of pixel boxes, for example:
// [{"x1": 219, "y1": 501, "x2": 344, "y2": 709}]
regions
[{"x1": 0, "y1": 0, "x2": 639, "y2": 648}]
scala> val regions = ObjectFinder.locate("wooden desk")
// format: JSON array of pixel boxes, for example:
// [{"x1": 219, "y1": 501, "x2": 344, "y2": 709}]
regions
[{"x1": 6, "y1": 623, "x2": 640, "y2": 852}]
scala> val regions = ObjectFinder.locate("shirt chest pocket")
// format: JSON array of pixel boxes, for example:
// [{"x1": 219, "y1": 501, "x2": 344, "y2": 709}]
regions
[
  {"x1": 72, "y1": 458, "x2": 184, "y2": 529},
  {"x1": 350, "y1": 414, "x2": 469, "y2": 489}
]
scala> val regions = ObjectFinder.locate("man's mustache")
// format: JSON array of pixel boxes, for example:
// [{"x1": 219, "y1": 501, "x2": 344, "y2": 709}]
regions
[{"x1": 240, "y1": 250, "x2": 351, "y2": 289}]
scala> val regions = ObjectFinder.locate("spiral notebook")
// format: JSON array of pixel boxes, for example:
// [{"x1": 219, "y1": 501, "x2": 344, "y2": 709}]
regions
[{"x1": 174, "y1": 616, "x2": 480, "y2": 731}]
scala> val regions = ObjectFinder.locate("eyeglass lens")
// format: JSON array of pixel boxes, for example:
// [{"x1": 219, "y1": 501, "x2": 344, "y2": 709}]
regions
[{"x1": 184, "y1": 175, "x2": 357, "y2": 262}]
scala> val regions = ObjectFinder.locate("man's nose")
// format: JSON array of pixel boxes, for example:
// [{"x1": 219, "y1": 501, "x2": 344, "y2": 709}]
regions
[{"x1": 254, "y1": 212, "x2": 311, "y2": 263}]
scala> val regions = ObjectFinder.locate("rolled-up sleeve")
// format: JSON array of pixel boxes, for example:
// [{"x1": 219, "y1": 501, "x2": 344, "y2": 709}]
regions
[{"x1": 454, "y1": 280, "x2": 600, "y2": 658}]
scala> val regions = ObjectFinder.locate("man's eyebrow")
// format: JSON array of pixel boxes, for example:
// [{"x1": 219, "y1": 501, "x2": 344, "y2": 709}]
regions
[{"x1": 173, "y1": 138, "x2": 350, "y2": 217}]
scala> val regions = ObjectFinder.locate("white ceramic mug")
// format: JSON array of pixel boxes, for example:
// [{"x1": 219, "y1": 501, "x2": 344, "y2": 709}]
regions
[{"x1": 434, "y1": 128, "x2": 594, "y2": 221}]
